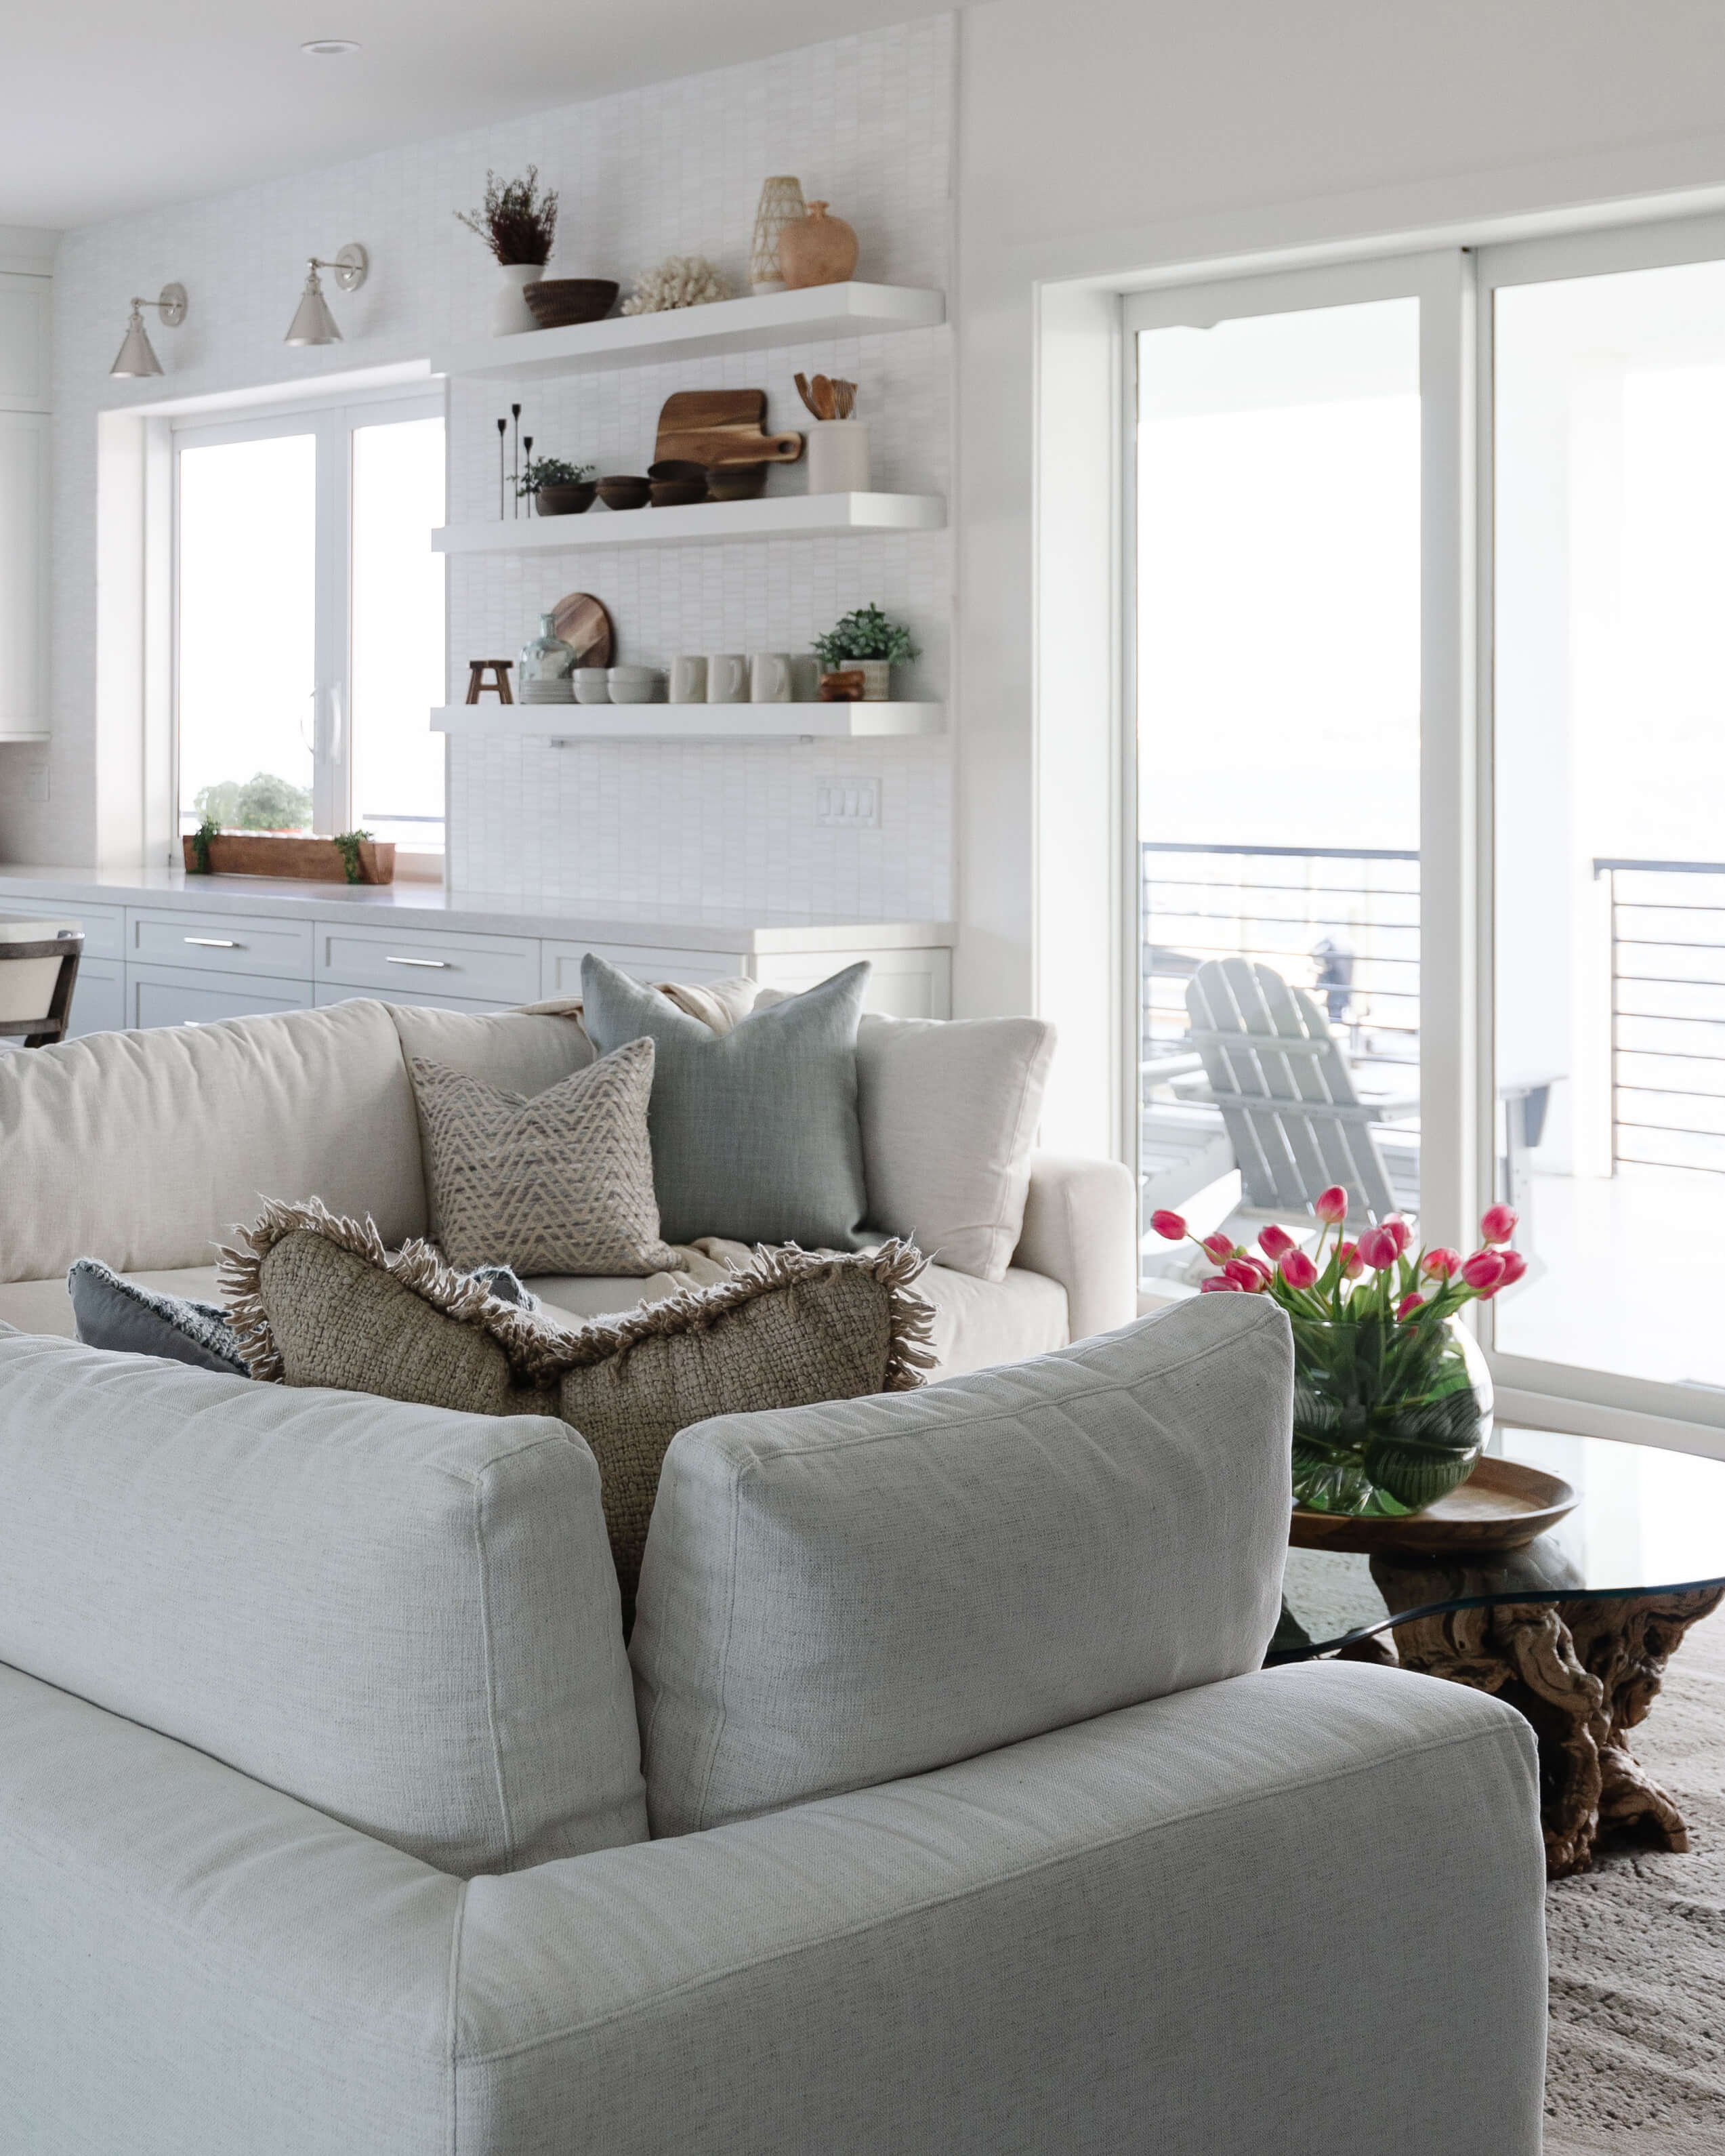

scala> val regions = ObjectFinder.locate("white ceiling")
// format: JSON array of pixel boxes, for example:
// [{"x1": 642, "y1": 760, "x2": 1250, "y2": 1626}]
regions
[{"x1": 1, "y1": 0, "x2": 958, "y2": 230}]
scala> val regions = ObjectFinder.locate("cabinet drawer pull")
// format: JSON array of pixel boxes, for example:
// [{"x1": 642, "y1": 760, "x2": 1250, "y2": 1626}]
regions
[
  {"x1": 385, "y1": 955, "x2": 453, "y2": 969},
  {"x1": 184, "y1": 936, "x2": 240, "y2": 949}
]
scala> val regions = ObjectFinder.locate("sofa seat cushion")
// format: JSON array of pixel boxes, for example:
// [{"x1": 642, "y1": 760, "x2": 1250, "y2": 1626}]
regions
[
  {"x1": 631, "y1": 1295, "x2": 1295, "y2": 1836},
  {"x1": 0, "y1": 1331, "x2": 647, "y2": 1875},
  {"x1": 0, "y1": 1266, "x2": 226, "y2": 1340}
]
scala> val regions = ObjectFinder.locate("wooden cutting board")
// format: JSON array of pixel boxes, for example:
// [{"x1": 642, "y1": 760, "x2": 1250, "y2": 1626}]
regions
[
  {"x1": 654, "y1": 390, "x2": 804, "y2": 468},
  {"x1": 551, "y1": 592, "x2": 613, "y2": 668}
]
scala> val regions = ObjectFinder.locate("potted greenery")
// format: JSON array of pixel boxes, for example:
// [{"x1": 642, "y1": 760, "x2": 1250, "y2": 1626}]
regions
[
  {"x1": 518, "y1": 456, "x2": 597, "y2": 516},
  {"x1": 1150, "y1": 1194, "x2": 1526, "y2": 1516},
  {"x1": 811, "y1": 604, "x2": 919, "y2": 701},
  {"x1": 457, "y1": 167, "x2": 560, "y2": 335}
]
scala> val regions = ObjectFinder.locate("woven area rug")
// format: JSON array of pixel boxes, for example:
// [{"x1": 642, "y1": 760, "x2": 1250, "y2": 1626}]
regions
[{"x1": 1544, "y1": 1604, "x2": 1725, "y2": 2150}]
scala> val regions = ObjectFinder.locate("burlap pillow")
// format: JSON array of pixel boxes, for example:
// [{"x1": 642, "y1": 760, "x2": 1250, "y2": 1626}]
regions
[
  {"x1": 409, "y1": 1036, "x2": 677, "y2": 1275},
  {"x1": 220, "y1": 1198, "x2": 934, "y2": 1630}
]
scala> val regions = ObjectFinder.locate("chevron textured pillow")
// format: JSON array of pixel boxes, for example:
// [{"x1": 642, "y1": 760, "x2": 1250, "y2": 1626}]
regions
[{"x1": 409, "y1": 1037, "x2": 678, "y2": 1276}]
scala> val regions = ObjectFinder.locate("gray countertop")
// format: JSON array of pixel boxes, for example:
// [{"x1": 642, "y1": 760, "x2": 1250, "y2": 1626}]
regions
[{"x1": 0, "y1": 865, "x2": 951, "y2": 956}]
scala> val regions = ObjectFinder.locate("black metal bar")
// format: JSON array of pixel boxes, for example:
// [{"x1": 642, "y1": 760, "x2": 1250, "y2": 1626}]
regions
[{"x1": 1145, "y1": 841, "x2": 1419, "y2": 862}]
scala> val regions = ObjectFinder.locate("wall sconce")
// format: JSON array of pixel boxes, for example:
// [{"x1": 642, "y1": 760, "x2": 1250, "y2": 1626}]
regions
[
  {"x1": 109, "y1": 285, "x2": 188, "y2": 377},
  {"x1": 285, "y1": 243, "x2": 369, "y2": 345}
]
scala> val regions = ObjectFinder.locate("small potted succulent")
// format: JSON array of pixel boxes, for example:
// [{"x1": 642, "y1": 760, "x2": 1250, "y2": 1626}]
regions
[
  {"x1": 518, "y1": 456, "x2": 596, "y2": 516},
  {"x1": 1150, "y1": 1194, "x2": 1526, "y2": 1518},
  {"x1": 812, "y1": 604, "x2": 919, "y2": 702},
  {"x1": 457, "y1": 167, "x2": 560, "y2": 335}
]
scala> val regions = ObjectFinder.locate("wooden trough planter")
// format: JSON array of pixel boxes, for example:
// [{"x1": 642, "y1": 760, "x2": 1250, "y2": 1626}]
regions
[{"x1": 182, "y1": 832, "x2": 396, "y2": 886}]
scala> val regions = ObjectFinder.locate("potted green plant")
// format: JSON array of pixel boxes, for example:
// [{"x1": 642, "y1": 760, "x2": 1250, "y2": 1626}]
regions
[
  {"x1": 1150, "y1": 1194, "x2": 1526, "y2": 1517},
  {"x1": 457, "y1": 167, "x2": 560, "y2": 335},
  {"x1": 812, "y1": 604, "x2": 919, "y2": 701},
  {"x1": 518, "y1": 456, "x2": 597, "y2": 516}
]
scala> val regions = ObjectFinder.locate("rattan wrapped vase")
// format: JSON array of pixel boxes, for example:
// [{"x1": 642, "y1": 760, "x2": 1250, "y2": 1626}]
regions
[{"x1": 749, "y1": 176, "x2": 806, "y2": 293}]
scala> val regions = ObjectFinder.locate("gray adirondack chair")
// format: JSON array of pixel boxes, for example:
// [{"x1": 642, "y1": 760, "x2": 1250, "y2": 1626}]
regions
[{"x1": 1183, "y1": 957, "x2": 1407, "y2": 1224}]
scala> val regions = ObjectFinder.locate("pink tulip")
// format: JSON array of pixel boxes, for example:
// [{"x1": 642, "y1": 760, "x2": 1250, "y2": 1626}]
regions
[
  {"x1": 1421, "y1": 1247, "x2": 1461, "y2": 1281},
  {"x1": 1480, "y1": 1203, "x2": 1518, "y2": 1246},
  {"x1": 1199, "y1": 1274, "x2": 1241, "y2": 1292},
  {"x1": 1279, "y1": 1251, "x2": 1318, "y2": 1291},
  {"x1": 1384, "y1": 1216, "x2": 1411, "y2": 1256},
  {"x1": 1396, "y1": 1291, "x2": 1425, "y2": 1320},
  {"x1": 1201, "y1": 1231, "x2": 1236, "y2": 1263},
  {"x1": 1496, "y1": 1248, "x2": 1528, "y2": 1286},
  {"x1": 1150, "y1": 1210, "x2": 1188, "y2": 1242},
  {"x1": 1258, "y1": 1224, "x2": 1295, "y2": 1260},
  {"x1": 1224, "y1": 1257, "x2": 1267, "y2": 1291},
  {"x1": 1357, "y1": 1226, "x2": 1400, "y2": 1270},
  {"x1": 1461, "y1": 1249, "x2": 1506, "y2": 1292},
  {"x1": 1336, "y1": 1241, "x2": 1364, "y2": 1280},
  {"x1": 1243, "y1": 1255, "x2": 1274, "y2": 1287},
  {"x1": 1314, "y1": 1186, "x2": 1348, "y2": 1225}
]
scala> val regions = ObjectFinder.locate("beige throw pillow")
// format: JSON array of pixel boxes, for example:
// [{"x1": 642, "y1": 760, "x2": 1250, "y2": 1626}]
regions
[
  {"x1": 409, "y1": 1037, "x2": 677, "y2": 1276},
  {"x1": 220, "y1": 1197, "x2": 934, "y2": 1631}
]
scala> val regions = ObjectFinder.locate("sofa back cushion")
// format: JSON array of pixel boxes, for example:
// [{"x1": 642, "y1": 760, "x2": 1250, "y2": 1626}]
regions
[
  {"x1": 631, "y1": 1295, "x2": 1293, "y2": 1836},
  {"x1": 0, "y1": 1332, "x2": 648, "y2": 1874},
  {"x1": 0, "y1": 999, "x2": 426, "y2": 1283},
  {"x1": 386, "y1": 1001, "x2": 595, "y2": 1093}
]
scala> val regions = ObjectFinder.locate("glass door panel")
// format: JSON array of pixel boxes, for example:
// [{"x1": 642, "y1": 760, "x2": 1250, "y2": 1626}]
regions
[
  {"x1": 1494, "y1": 253, "x2": 1725, "y2": 1394},
  {"x1": 351, "y1": 415, "x2": 446, "y2": 854},
  {"x1": 1136, "y1": 294, "x2": 1422, "y2": 1277},
  {"x1": 177, "y1": 432, "x2": 316, "y2": 834}
]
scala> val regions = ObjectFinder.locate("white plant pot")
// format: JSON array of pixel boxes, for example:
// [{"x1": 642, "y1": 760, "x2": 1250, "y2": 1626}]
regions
[
  {"x1": 493, "y1": 263, "x2": 545, "y2": 337},
  {"x1": 805, "y1": 419, "x2": 871, "y2": 495}
]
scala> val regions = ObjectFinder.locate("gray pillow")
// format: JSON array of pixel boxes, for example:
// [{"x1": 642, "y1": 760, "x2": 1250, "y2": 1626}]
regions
[
  {"x1": 68, "y1": 1258, "x2": 251, "y2": 1376},
  {"x1": 580, "y1": 955, "x2": 871, "y2": 1249}
]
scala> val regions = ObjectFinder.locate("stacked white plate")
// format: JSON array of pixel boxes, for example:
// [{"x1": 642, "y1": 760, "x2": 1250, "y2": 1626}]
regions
[{"x1": 521, "y1": 680, "x2": 575, "y2": 705}]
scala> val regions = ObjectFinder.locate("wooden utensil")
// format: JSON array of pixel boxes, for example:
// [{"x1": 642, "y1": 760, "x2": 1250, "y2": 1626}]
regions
[
  {"x1": 654, "y1": 390, "x2": 803, "y2": 468},
  {"x1": 793, "y1": 372, "x2": 822, "y2": 419},
  {"x1": 550, "y1": 592, "x2": 614, "y2": 670},
  {"x1": 832, "y1": 379, "x2": 856, "y2": 419},
  {"x1": 1288, "y1": 1455, "x2": 1579, "y2": 1556},
  {"x1": 809, "y1": 373, "x2": 835, "y2": 421}
]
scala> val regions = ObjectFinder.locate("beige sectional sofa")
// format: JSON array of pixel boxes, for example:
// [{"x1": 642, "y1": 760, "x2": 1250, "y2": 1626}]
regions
[{"x1": 0, "y1": 995, "x2": 1137, "y2": 1367}]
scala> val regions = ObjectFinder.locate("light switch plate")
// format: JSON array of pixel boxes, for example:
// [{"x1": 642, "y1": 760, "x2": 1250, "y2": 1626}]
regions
[{"x1": 814, "y1": 776, "x2": 881, "y2": 829}]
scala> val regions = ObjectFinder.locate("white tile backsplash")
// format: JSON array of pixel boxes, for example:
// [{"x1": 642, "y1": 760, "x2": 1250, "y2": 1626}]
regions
[{"x1": 18, "y1": 18, "x2": 955, "y2": 925}]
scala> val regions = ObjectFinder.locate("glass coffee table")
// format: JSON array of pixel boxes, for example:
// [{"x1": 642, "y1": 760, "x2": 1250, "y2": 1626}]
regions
[{"x1": 1270, "y1": 1427, "x2": 1725, "y2": 1876}]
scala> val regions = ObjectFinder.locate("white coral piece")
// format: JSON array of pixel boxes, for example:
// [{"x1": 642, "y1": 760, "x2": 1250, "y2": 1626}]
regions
[{"x1": 620, "y1": 254, "x2": 732, "y2": 314}]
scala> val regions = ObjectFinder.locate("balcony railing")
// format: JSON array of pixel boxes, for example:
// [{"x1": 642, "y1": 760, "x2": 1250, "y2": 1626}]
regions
[{"x1": 1594, "y1": 858, "x2": 1725, "y2": 1176}]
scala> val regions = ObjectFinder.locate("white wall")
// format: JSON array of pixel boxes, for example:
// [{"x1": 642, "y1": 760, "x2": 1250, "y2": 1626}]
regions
[
  {"x1": 0, "y1": 22, "x2": 955, "y2": 926},
  {"x1": 955, "y1": 0, "x2": 1725, "y2": 1132}
]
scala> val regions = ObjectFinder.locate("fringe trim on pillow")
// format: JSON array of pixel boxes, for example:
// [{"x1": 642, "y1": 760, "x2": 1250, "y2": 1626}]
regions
[{"x1": 217, "y1": 1195, "x2": 936, "y2": 1391}]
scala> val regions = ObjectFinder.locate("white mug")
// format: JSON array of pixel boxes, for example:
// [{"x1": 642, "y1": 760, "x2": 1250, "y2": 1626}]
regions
[
  {"x1": 669, "y1": 655, "x2": 707, "y2": 704},
  {"x1": 706, "y1": 653, "x2": 747, "y2": 704},
  {"x1": 749, "y1": 652, "x2": 793, "y2": 703}
]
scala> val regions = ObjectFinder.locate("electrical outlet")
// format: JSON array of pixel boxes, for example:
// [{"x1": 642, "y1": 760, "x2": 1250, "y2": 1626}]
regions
[{"x1": 814, "y1": 777, "x2": 881, "y2": 829}]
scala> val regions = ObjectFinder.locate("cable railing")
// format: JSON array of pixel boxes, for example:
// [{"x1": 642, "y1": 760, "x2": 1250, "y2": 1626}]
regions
[
  {"x1": 1594, "y1": 857, "x2": 1725, "y2": 1176},
  {"x1": 1141, "y1": 840, "x2": 1420, "y2": 1086}
]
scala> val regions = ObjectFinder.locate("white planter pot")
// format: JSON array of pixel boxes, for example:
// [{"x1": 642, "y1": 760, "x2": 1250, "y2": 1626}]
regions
[
  {"x1": 857, "y1": 659, "x2": 891, "y2": 701},
  {"x1": 805, "y1": 419, "x2": 871, "y2": 495},
  {"x1": 493, "y1": 264, "x2": 545, "y2": 337}
]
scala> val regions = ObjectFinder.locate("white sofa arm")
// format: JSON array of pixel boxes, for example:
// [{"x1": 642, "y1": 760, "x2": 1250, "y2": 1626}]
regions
[
  {"x1": 1013, "y1": 1151, "x2": 1137, "y2": 1342},
  {"x1": 1, "y1": 1654, "x2": 1547, "y2": 2155}
]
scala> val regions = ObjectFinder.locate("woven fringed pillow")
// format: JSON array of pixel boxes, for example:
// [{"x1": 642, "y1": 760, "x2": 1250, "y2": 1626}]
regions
[{"x1": 219, "y1": 1197, "x2": 934, "y2": 1631}]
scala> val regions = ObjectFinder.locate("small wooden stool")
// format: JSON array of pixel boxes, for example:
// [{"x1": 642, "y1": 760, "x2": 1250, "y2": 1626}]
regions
[{"x1": 465, "y1": 660, "x2": 515, "y2": 704}]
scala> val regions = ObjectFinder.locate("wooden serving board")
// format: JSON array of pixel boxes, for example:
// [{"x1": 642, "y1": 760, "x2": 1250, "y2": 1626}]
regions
[
  {"x1": 654, "y1": 390, "x2": 803, "y2": 468},
  {"x1": 1289, "y1": 1455, "x2": 1578, "y2": 1556},
  {"x1": 551, "y1": 591, "x2": 613, "y2": 669},
  {"x1": 182, "y1": 833, "x2": 396, "y2": 885}
]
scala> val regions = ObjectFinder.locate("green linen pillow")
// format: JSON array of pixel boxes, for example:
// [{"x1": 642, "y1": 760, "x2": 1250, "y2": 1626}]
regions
[
  {"x1": 579, "y1": 954, "x2": 872, "y2": 1249},
  {"x1": 220, "y1": 1196, "x2": 934, "y2": 1632}
]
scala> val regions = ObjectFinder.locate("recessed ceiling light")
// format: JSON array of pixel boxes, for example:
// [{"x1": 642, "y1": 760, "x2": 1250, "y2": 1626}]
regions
[{"x1": 301, "y1": 38, "x2": 361, "y2": 56}]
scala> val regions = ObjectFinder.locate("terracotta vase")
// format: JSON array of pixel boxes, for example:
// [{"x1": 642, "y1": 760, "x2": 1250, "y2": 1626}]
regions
[{"x1": 777, "y1": 202, "x2": 858, "y2": 289}]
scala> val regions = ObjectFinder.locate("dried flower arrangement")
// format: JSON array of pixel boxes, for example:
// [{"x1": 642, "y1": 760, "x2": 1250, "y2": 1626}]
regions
[
  {"x1": 620, "y1": 255, "x2": 731, "y2": 315},
  {"x1": 457, "y1": 168, "x2": 559, "y2": 267}
]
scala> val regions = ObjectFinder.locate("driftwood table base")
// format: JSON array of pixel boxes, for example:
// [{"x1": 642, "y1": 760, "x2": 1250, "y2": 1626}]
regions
[{"x1": 1363, "y1": 1568, "x2": 1725, "y2": 1877}]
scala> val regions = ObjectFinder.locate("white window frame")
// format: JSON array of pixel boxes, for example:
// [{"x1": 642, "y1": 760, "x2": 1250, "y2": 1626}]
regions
[
  {"x1": 1119, "y1": 213, "x2": 1725, "y2": 1455},
  {"x1": 171, "y1": 384, "x2": 446, "y2": 869}
]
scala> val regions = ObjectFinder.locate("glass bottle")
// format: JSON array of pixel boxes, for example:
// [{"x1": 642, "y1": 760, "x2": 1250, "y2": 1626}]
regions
[{"x1": 518, "y1": 612, "x2": 577, "y2": 703}]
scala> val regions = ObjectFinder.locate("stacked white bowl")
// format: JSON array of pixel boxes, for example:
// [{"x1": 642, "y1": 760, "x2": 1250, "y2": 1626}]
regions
[{"x1": 607, "y1": 665, "x2": 663, "y2": 705}]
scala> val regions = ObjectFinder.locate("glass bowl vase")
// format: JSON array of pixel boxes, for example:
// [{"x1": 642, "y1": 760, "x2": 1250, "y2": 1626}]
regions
[{"x1": 1289, "y1": 1311, "x2": 1493, "y2": 1518}]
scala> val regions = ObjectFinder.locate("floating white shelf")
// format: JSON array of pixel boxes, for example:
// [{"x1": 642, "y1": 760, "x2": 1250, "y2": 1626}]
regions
[
  {"x1": 433, "y1": 491, "x2": 944, "y2": 555},
  {"x1": 0, "y1": 727, "x2": 49, "y2": 745},
  {"x1": 432, "y1": 703, "x2": 944, "y2": 743},
  {"x1": 432, "y1": 282, "x2": 945, "y2": 381}
]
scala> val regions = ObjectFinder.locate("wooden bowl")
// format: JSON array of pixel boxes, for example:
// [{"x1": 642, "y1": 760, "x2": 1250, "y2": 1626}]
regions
[
  {"x1": 597, "y1": 475, "x2": 650, "y2": 512},
  {"x1": 647, "y1": 459, "x2": 707, "y2": 482},
  {"x1": 522, "y1": 278, "x2": 619, "y2": 329},
  {"x1": 650, "y1": 480, "x2": 708, "y2": 507},
  {"x1": 1289, "y1": 1455, "x2": 1579, "y2": 1556},
  {"x1": 704, "y1": 464, "x2": 768, "y2": 501},
  {"x1": 535, "y1": 481, "x2": 596, "y2": 516}
]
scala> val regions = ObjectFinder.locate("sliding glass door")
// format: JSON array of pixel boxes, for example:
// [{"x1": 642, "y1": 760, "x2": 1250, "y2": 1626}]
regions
[
  {"x1": 1484, "y1": 217, "x2": 1725, "y2": 1419},
  {"x1": 1127, "y1": 257, "x2": 1472, "y2": 1287}
]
